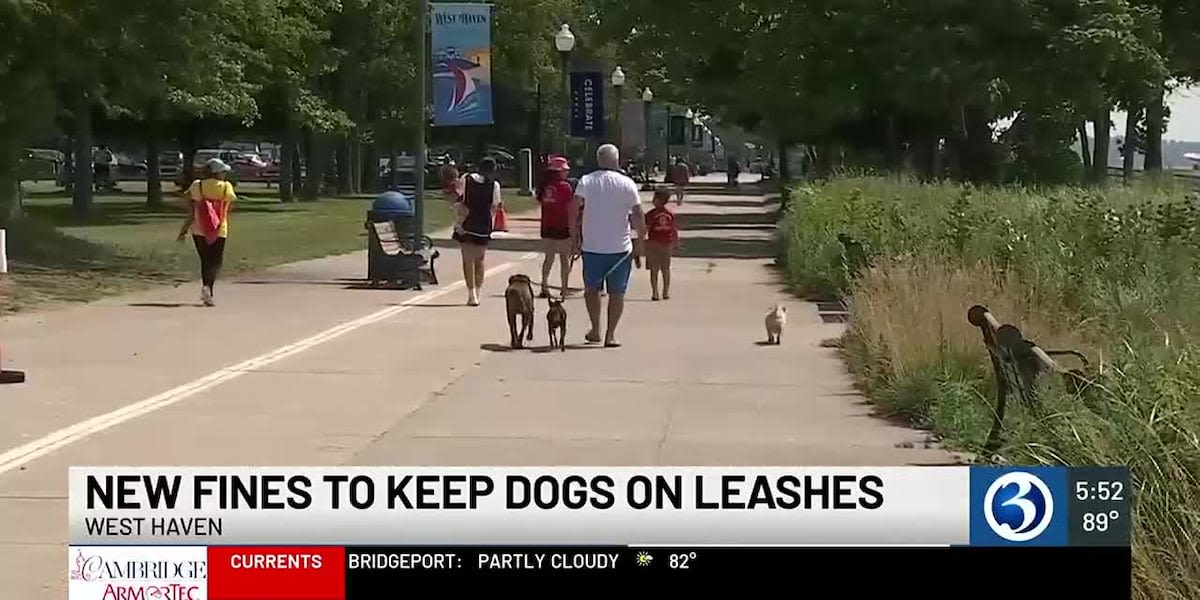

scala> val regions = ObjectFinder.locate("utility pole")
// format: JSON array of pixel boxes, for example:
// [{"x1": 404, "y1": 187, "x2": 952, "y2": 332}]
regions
[{"x1": 413, "y1": 0, "x2": 428, "y2": 249}]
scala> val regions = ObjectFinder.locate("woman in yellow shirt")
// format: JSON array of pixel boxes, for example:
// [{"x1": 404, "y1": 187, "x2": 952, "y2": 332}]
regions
[{"x1": 177, "y1": 158, "x2": 236, "y2": 306}]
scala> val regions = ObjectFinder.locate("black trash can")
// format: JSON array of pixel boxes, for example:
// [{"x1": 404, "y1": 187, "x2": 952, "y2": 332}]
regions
[{"x1": 366, "y1": 191, "x2": 425, "y2": 289}]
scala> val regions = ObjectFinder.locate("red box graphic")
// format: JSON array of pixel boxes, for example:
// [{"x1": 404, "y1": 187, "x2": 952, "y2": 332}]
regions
[{"x1": 208, "y1": 546, "x2": 345, "y2": 600}]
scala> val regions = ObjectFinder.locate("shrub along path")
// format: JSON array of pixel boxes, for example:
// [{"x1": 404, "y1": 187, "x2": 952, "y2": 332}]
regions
[{"x1": 780, "y1": 175, "x2": 1200, "y2": 599}]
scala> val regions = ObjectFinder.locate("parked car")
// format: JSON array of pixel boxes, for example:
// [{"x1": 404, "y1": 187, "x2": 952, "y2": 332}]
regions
[
  {"x1": 19, "y1": 148, "x2": 63, "y2": 181},
  {"x1": 159, "y1": 151, "x2": 183, "y2": 181},
  {"x1": 232, "y1": 152, "x2": 272, "y2": 182},
  {"x1": 189, "y1": 149, "x2": 243, "y2": 185}
]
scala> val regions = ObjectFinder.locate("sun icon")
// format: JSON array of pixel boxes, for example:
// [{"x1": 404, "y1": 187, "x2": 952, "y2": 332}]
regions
[{"x1": 635, "y1": 551, "x2": 654, "y2": 567}]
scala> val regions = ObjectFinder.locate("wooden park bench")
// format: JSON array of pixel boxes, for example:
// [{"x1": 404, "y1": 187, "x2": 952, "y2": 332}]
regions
[
  {"x1": 966, "y1": 305, "x2": 1091, "y2": 454},
  {"x1": 367, "y1": 220, "x2": 440, "y2": 291}
]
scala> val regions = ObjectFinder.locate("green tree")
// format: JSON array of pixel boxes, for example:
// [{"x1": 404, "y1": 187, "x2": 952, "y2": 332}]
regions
[{"x1": 0, "y1": 0, "x2": 55, "y2": 224}]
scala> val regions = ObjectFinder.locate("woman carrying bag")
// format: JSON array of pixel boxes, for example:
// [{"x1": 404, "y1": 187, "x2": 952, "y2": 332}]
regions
[
  {"x1": 452, "y1": 157, "x2": 502, "y2": 306},
  {"x1": 177, "y1": 158, "x2": 236, "y2": 307}
]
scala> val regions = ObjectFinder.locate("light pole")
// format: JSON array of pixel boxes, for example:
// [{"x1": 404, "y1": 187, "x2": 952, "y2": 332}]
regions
[
  {"x1": 683, "y1": 108, "x2": 694, "y2": 166},
  {"x1": 641, "y1": 87, "x2": 652, "y2": 178},
  {"x1": 610, "y1": 66, "x2": 625, "y2": 157},
  {"x1": 554, "y1": 24, "x2": 575, "y2": 156},
  {"x1": 413, "y1": 0, "x2": 428, "y2": 249}
]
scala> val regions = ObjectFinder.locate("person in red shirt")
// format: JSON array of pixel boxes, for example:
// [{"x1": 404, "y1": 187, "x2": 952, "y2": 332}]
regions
[
  {"x1": 644, "y1": 186, "x2": 680, "y2": 301},
  {"x1": 537, "y1": 156, "x2": 575, "y2": 297}
]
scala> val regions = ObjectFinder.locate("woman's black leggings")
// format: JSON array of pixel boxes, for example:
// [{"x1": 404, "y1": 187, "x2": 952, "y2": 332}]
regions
[{"x1": 192, "y1": 236, "x2": 226, "y2": 289}]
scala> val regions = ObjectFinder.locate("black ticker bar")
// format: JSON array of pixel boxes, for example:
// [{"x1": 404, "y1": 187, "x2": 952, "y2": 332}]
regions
[{"x1": 346, "y1": 546, "x2": 1131, "y2": 597}]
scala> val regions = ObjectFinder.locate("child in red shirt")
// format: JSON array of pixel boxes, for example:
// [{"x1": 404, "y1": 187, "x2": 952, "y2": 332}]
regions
[{"x1": 644, "y1": 187, "x2": 680, "y2": 301}]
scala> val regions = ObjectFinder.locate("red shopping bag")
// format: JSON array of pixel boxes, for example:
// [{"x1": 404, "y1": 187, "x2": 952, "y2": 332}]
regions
[{"x1": 493, "y1": 204, "x2": 508, "y2": 232}]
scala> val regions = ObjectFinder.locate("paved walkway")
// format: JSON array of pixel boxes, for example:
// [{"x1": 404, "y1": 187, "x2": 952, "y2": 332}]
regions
[{"x1": 0, "y1": 175, "x2": 956, "y2": 596}]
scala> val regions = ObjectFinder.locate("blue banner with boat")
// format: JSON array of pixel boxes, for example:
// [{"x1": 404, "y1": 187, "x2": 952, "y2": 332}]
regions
[{"x1": 431, "y1": 3, "x2": 494, "y2": 127}]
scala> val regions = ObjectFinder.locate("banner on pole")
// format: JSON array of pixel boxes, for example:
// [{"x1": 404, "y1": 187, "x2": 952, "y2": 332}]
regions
[
  {"x1": 569, "y1": 72, "x2": 605, "y2": 138},
  {"x1": 668, "y1": 116, "x2": 687, "y2": 145},
  {"x1": 431, "y1": 3, "x2": 494, "y2": 127}
]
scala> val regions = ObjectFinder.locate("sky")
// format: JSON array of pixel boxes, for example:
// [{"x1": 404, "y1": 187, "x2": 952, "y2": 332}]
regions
[{"x1": 1111, "y1": 85, "x2": 1200, "y2": 142}]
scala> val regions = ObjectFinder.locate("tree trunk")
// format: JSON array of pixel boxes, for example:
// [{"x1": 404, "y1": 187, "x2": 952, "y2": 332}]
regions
[
  {"x1": 389, "y1": 147, "x2": 400, "y2": 189},
  {"x1": 302, "y1": 132, "x2": 327, "y2": 201},
  {"x1": 180, "y1": 118, "x2": 198, "y2": 187},
  {"x1": 279, "y1": 124, "x2": 296, "y2": 203},
  {"x1": 60, "y1": 137, "x2": 75, "y2": 194},
  {"x1": 290, "y1": 124, "x2": 304, "y2": 198},
  {"x1": 0, "y1": 152, "x2": 22, "y2": 226},
  {"x1": 1144, "y1": 84, "x2": 1164, "y2": 171},
  {"x1": 360, "y1": 143, "x2": 377, "y2": 194},
  {"x1": 336, "y1": 136, "x2": 352, "y2": 195},
  {"x1": 914, "y1": 133, "x2": 937, "y2": 180},
  {"x1": 883, "y1": 114, "x2": 902, "y2": 172},
  {"x1": 146, "y1": 118, "x2": 163, "y2": 207},
  {"x1": 1077, "y1": 122, "x2": 1091, "y2": 172},
  {"x1": 1122, "y1": 106, "x2": 1140, "y2": 184},
  {"x1": 71, "y1": 96, "x2": 94, "y2": 216},
  {"x1": 70, "y1": 108, "x2": 93, "y2": 216},
  {"x1": 349, "y1": 139, "x2": 361, "y2": 194},
  {"x1": 778, "y1": 139, "x2": 792, "y2": 209},
  {"x1": 1092, "y1": 109, "x2": 1111, "y2": 184},
  {"x1": 959, "y1": 103, "x2": 998, "y2": 183},
  {"x1": 814, "y1": 142, "x2": 835, "y2": 178}
]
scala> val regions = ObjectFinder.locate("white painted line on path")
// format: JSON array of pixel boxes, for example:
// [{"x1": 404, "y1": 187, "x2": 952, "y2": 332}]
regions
[{"x1": 0, "y1": 252, "x2": 538, "y2": 477}]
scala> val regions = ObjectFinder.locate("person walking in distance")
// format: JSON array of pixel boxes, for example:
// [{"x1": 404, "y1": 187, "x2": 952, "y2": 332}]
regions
[
  {"x1": 537, "y1": 156, "x2": 575, "y2": 298},
  {"x1": 670, "y1": 157, "x2": 690, "y2": 205},
  {"x1": 177, "y1": 158, "x2": 236, "y2": 307},
  {"x1": 452, "y1": 157, "x2": 502, "y2": 306},
  {"x1": 644, "y1": 187, "x2": 680, "y2": 301},
  {"x1": 570, "y1": 144, "x2": 647, "y2": 348}
]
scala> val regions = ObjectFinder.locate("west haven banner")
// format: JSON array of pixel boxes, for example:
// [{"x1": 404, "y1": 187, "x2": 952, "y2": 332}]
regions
[
  {"x1": 570, "y1": 71, "x2": 605, "y2": 138},
  {"x1": 431, "y1": 3, "x2": 494, "y2": 127}
]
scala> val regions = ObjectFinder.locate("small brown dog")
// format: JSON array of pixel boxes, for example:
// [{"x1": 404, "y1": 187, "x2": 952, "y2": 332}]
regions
[
  {"x1": 505, "y1": 274, "x2": 536, "y2": 349},
  {"x1": 546, "y1": 297, "x2": 567, "y2": 352}
]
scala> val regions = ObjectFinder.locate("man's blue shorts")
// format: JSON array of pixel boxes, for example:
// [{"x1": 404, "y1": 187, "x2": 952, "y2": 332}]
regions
[{"x1": 581, "y1": 251, "x2": 633, "y2": 295}]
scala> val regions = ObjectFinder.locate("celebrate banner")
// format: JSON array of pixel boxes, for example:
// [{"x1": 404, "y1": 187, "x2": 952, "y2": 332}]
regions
[
  {"x1": 431, "y1": 3, "x2": 494, "y2": 127},
  {"x1": 570, "y1": 72, "x2": 605, "y2": 138}
]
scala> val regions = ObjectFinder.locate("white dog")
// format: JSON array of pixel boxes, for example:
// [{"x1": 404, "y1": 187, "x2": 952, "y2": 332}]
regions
[{"x1": 765, "y1": 304, "x2": 787, "y2": 345}]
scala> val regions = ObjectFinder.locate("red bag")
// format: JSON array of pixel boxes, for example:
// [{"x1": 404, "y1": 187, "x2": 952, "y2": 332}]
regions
[
  {"x1": 194, "y1": 182, "x2": 227, "y2": 244},
  {"x1": 197, "y1": 199, "x2": 223, "y2": 244},
  {"x1": 492, "y1": 204, "x2": 508, "y2": 232}
]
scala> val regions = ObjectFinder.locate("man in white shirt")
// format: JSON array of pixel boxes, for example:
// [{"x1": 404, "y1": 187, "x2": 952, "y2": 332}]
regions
[{"x1": 569, "y1": 144, "x2": 647, "y2": 347}]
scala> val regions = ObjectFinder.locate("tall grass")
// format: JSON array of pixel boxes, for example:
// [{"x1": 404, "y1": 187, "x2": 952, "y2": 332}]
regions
[{"x1": 781, "y1": 176, "x2": 1200, "y2": 599}]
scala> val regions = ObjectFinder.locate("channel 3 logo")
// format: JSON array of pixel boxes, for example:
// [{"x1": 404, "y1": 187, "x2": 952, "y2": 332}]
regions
[{"x1": 983, "y1": 471, "x2": 1055, "y2": 542}]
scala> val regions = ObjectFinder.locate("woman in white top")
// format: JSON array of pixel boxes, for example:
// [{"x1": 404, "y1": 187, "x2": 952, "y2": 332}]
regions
[{"x1": 449, "y1": 157, "x2": 502, "y2": 306}]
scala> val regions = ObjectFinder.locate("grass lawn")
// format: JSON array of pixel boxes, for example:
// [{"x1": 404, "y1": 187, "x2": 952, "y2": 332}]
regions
[{"x1": 2, "y1": 182, "x2": 536, "y2": 313}]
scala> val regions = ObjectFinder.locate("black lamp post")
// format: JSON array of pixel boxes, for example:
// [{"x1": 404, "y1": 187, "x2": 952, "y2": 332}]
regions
[
  {"x1": 555, "y1": 24, "x2": 576, "y2": 156},
  {"x1": 641, "y1": 87, "x2": 653, "y2": 179},
  {"x1": 610, "y1": 66, "x2": 625, "y2": 156}
]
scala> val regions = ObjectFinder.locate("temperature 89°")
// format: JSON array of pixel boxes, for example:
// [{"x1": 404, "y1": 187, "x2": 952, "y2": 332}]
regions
[
  {"x1": 1083, "y1": 510, "x2": 1121, "y2": 532},
  {"x1": 670, "y1": 552, "x2": 697, "y2": 569}
]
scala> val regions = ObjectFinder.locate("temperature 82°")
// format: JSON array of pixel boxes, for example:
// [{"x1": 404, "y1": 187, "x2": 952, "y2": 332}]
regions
[
  {"x1": 669, "y1": 552, "x2": 697, "y2": 569},
  {"x1": 1082, "y1": 510, "x2": 1121, "y2": 533}
]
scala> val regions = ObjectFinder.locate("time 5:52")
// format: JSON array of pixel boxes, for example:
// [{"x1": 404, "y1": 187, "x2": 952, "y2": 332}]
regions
[{"x1": 1076, "y1": 481, "x2": 1125, "y2": 501}]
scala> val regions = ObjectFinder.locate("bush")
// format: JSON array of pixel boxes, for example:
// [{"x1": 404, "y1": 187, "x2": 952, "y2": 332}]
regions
[{"x1": 780, "y1": 176, "x2": 1200, "y2": 599}]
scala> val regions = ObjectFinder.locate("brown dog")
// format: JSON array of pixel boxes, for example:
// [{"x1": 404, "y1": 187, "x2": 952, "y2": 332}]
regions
[
  {"x1": 546, "y1": 297, "x2": 567, "y2": 352},
  {"x1": 505, "y1": 274, "x2": 536, "y2": 349}
]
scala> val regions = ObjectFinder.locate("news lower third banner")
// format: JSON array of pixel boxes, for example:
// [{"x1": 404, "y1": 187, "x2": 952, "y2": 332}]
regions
[
  {"x1": 569, "y1": 71, "x2": 605, "y2": 139},
  {"x1": 68, "y1": 466, "x2": 1130, "y2": 547},
  {"x1": 430, "y1": 2, "x2": 494, "y2": 127}
]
